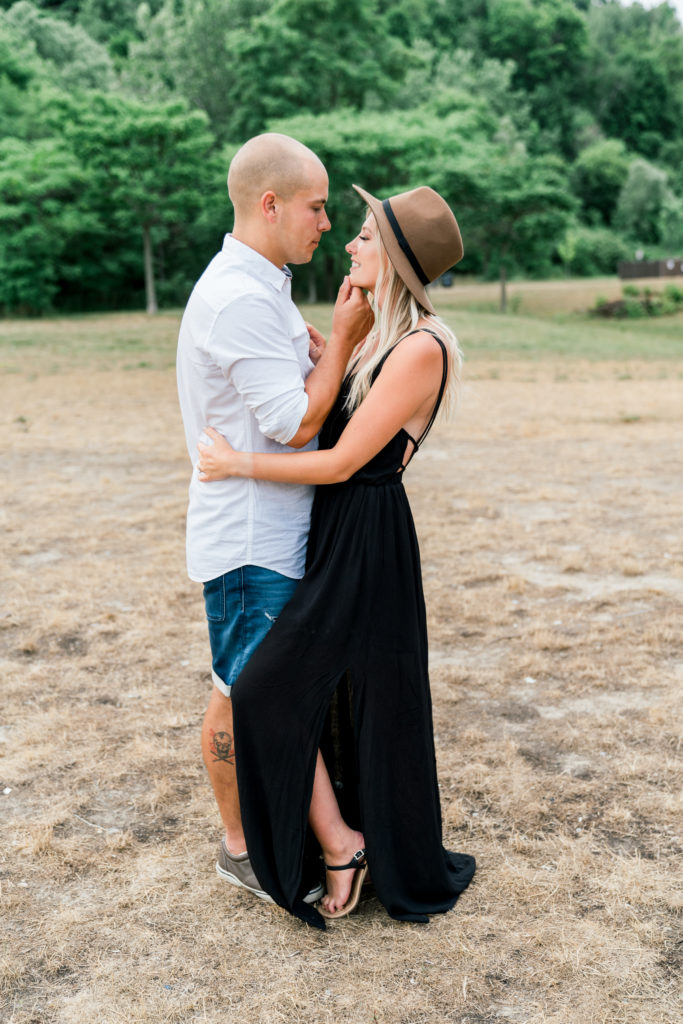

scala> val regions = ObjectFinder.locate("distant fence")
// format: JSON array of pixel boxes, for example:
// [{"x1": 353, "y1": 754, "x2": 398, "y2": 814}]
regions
[{"x1": 619, "y1": 259, "x2": 683, "y2": 279}]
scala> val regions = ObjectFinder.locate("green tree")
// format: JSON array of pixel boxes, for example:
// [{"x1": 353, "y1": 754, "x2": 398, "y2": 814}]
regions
[
  {"x1": 482, "y1": 0, "x2": 589, "y2": 156},
  {"x1": 557, "y1": 223, "x2": 631, "y2": 276},
  {"x1": 584, "y1": 1, "x2": 683, "y2": 158},
  {"x1": 4, "y1": 1, "x2": 116, "y2": 90},
  {"x1": 0, "y1": 20, "x2": 35, "y2": 90},
  {"x1": 0, "y1": 136, "x2": 97, "y2": 313},
  {"x1": 59, "y1": 93, "x2": 218, "y2": 312},
  {"x1": 125, "y1": 0, "x2": 273, "y2": 139},
  {"x1": 4, "y1": 0, "x2": 683, "y2": 316},
  {"x1": 615, "y1": 157, "x2": 673, "y2": 245},
  {"x1": 215, "y1": 0, "x2": 409, "y2": 140},
  {"x1": 0, "y1": 19, "x2": 45, "y2": 138},
  {"x1": 434, "y1": 145, "x2": 575, "y2": 309},
  {"x1": 393, "y1": 44, "x2": 532, "y2": 135},
  {"x1": 77, "y1": 0, "x2": 167, "y2": 58},
  {"x1": 0, "y1": 1, "x2": 82, "y2": 10},
  {"x1": 571, "y1": 138, "x2": 631, "y2": 226},
  {"x1": 410, "y1": 0, "x2": 487, "y2": 54},
  {"x1": 658, "y1": 192, "x2": 683, "y2": 255}
]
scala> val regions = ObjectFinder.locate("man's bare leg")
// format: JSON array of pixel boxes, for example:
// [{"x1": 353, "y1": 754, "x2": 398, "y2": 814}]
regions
[
  {"x1": 201, "y1": 686, "x2": 246, "y2": 854},
  {"x1": 309, "y1": 750, "x2": 365, "y2": 914}
]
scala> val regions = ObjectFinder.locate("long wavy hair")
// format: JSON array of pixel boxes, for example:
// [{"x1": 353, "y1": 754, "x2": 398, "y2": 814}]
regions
[{"x1": 344, "y1": 213, "x2": 463, "y2": 420}]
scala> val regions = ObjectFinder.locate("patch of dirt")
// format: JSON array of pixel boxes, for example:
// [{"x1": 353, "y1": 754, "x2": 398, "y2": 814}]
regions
[{"x1": 1, "y1": 361, "x2": 681, "y2": 1024}]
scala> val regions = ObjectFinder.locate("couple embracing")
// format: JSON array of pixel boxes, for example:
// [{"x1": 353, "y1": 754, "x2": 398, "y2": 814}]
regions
[{"x1": 177, "y1": 132, "x2": 475, "y2": 930}]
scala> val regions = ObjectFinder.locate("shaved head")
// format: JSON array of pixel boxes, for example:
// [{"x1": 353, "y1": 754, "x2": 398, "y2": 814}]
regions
[{"x1": 228, "y1": 133, "x2": 326, "y2": 217}]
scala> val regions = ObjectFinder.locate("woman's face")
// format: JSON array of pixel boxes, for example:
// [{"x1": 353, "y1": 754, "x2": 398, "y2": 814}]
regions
[{"x1": 346, "y1": 215, "x2": 380, "y2": 293}]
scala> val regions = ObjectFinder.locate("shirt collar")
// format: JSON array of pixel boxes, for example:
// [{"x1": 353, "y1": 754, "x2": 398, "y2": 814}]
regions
[{"x1": 222, "y1": 234, "x2": 292, "y2": 291}]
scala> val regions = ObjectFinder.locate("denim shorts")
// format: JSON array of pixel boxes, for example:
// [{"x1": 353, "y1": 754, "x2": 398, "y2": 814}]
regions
[{"x1": 203, "y1": 565, "x2": 299, "y2": 698}]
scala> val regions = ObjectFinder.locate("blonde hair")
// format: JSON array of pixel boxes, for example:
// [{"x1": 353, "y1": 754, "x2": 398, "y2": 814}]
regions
[{"x1": 345, "y1": 216, "x2": 462, "y2": 421}]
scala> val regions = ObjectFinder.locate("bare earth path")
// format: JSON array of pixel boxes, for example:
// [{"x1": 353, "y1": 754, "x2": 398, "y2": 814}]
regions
[{"x1": 1, "y1": 354, "x2": 681, "y2": 1023}]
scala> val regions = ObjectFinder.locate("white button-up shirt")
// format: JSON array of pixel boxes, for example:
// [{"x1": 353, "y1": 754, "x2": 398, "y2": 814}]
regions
[{"x1": 177, "y1": 234, "x2": 317, "y2": 583}]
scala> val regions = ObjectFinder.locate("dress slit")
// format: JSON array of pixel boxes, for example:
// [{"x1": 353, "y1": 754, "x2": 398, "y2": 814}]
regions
[{"x1": 231, "y1": 326, "x2": 475, "y2": 929}]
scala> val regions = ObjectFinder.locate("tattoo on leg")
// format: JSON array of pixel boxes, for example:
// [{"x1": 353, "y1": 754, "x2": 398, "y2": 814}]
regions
[{"x1": 209, "y1": 729, "x2": 235, "y2": 764}]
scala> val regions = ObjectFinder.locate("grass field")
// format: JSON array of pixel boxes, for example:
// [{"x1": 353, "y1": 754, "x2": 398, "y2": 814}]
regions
[
  {"x1": 1, "y1": 275, "x2": 682, "y2": 375},
  {"x1": 1, "y1": 278, "x2": 681, "y2": 1024}
]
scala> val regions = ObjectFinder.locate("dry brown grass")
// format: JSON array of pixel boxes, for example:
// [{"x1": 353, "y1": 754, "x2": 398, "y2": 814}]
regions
[
  {"x1": 430, "y1": 273, "x2": 683, "y2": 317},
  {"x1": 1, "y1": 309, "x2": 681, "y2": 1023}
]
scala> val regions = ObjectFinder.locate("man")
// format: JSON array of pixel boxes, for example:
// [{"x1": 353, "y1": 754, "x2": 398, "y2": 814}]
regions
[{"x1": 176, "y1": 133, "x2": 372, "y2": 904}]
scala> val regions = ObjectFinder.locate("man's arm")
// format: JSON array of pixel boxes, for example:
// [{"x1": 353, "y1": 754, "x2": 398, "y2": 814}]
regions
[
  {"x1": 287, "y1": 277, "x2": 373, "y2": 448},
  {"x1": 206, "y1": 278, "x2": 372, "y2": 450}
]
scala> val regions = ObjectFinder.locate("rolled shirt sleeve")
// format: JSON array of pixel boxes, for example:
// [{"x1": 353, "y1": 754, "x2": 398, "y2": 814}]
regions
[{"x1": 208, "y1": 295, "x2": 309, "y2": 445}]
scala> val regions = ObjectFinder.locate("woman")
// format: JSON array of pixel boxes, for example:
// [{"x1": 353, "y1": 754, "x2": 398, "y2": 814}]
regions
[{"x1": 197, "y1": 184, "x2": 476, "y2": 928}]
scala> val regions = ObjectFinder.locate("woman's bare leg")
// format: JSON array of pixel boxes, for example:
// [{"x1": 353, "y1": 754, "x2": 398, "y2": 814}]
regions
[{"x1": 309, "y1": 750, "x2": 365, "y2": 913}]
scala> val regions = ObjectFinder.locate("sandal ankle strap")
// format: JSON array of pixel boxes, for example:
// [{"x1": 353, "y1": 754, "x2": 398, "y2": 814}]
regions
[{"x1": 325, "y1": 848, "x2": 366, "y2": 871}]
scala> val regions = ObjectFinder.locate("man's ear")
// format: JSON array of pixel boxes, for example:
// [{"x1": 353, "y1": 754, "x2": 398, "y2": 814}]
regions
[{"x1": 261, "y1": 190, "x2": 278, "y2": 223}]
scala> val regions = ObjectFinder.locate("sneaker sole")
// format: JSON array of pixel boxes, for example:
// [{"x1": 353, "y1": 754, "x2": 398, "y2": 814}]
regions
[
  {"x1": 216, "y1": 861, "x2": 274, "y2": 902},
  {"x1": 215, "y1": 861, "x2": 323, "y2": 905},
  {"x1": 303, "y1": 883, "x2": 324, "y2": 904}
]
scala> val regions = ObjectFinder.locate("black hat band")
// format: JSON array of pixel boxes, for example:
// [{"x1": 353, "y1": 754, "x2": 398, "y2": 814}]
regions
[{"x1": 382, "y1": 198, "x2": 430, "y2": 286}]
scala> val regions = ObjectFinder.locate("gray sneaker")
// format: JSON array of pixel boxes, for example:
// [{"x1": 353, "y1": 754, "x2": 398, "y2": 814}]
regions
[{"x1": 216, "y1": 839, "x2": 323, "y2": 904}]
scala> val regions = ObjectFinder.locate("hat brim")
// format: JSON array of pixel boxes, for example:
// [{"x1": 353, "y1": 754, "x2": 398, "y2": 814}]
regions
[{"x1": 352, "y1": 184, "x2": 435, "y2": 314}]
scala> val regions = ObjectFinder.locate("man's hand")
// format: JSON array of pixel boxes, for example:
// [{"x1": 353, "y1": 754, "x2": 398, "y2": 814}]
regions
[
  {"x1": 306, "y1": 322, "x2": 326, "y2": 365},
  {"x1": 330, "y1": 276, "x2": 374, "y2": 351}
]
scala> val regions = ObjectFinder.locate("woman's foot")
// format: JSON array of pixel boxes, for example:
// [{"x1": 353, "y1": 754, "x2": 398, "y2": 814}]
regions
[{"x1": 320, "y1": 829, "x2": 366, "y2": 916}]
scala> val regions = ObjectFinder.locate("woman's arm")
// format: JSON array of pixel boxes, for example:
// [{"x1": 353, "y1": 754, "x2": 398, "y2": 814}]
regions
[{"x1": 198, "y1": 332, "x2": 446, "y2": 486}]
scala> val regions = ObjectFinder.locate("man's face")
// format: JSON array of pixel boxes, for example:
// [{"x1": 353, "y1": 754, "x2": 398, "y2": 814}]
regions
[{"x1": 276, "y1": 165, "x2": 331, "y2": 265}]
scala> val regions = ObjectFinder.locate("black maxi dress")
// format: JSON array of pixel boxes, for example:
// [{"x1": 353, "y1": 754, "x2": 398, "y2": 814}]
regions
[{"x1": 232, "y1": 330, "x2": 476, "y2": 929}]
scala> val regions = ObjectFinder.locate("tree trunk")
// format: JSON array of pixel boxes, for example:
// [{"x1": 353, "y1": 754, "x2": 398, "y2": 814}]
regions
[
  {"x1": 143, "y1": 225, "x2": 158, "y2": 315},
  {"x1": 499, "y1": 262, "x2": 507, "y2": 313}
]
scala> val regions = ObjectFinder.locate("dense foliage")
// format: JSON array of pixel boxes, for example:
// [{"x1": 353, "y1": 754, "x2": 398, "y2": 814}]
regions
[{"x1": 1, "y1": 0, "x2": 682, "y2": 313}]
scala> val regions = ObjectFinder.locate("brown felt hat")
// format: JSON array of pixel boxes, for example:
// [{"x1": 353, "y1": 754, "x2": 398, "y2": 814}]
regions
[{"x1": 352, "y1": 184, "x2": 463, "y2": 314}]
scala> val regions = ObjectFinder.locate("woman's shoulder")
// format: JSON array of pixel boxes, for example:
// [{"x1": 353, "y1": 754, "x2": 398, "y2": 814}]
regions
[{"x1": 387, "y1": 325, "x2": 447, "y2": 369}]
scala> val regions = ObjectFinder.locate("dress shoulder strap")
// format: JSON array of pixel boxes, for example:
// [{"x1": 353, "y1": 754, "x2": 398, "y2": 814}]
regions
[
  {"x1": 386, "y1": 328, "x2": 448, "y2": 449},
  {"x1": 381, "y1": 327, "x2": 449, "y2": 473},
  {"x1": 412, "y1": 328, "x2": 448, "y2": 449}
]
